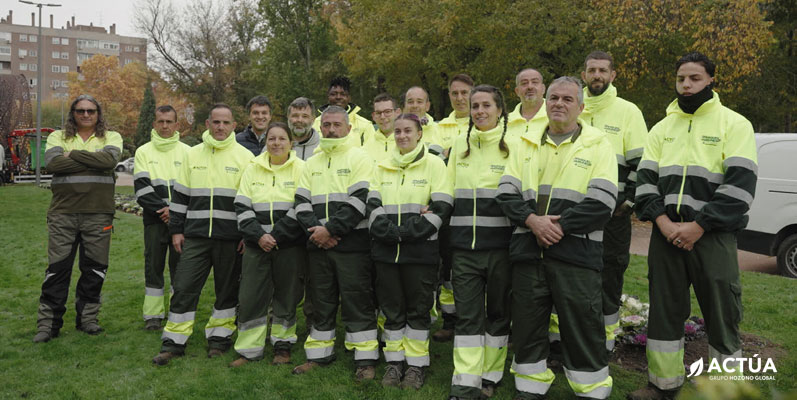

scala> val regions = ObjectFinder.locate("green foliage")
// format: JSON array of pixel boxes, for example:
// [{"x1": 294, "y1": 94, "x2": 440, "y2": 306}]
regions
[{"x1": 135, "y1": 83, "x2": 156, "y2": 150}]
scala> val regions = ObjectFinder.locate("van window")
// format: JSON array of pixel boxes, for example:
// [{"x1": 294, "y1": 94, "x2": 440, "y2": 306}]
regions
[{"x1": 758, "y1": 140, "x2": 797, "y2": 180}]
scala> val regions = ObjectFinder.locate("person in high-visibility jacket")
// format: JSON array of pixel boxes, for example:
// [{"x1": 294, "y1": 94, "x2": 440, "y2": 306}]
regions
[
  {"x1": 497, "y1": 76, "x2": 617, "y2": 399},
  {"x1": 365, "y1": 93, "x2": 400, "y2": 162},
  {"x1": 368, "y1": 113, "x2": 454, "y2": 389},
  {"x1": 229, "y1": 122, "x2": 307, "y2": 367},
  {"x1": 152, "y1": 104, "x2": 254, "y2": 365},
  {"x1": 506, "y1": 68, "x2": 548, "y2": 138},
  {"x1": 312, "y1": 76, "x2": 376, "y2": 147},
  {"x1": 34, "y1": 95, "x2": 122, "y2": 343},
  {"x1": 433, "y1": 73, "x2": 474, "y2": 343},
  {"x1": 291, "y1": 106, "x2": 378, "y2": 382},
  {"x1": 134, "y1": 105, "x2": 190, "y2": 331},
  {"x1": 629, "y1": 52, "x2": 758, "y2": 400},
  {"x1": 404, "y1": 86, "x2": 445, "y2": 156},
  {"x1": 447, "y1": 85, "x2": 516, "y2": 399}
]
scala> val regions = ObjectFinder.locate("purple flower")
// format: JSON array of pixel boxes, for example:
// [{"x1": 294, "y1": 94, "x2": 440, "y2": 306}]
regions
[
  {"x1": 634, "y1": 334, "x2": 647, "y2": 346},
  {"x1": 684, "y1": 324, "x2": 697, "y2": 335}
]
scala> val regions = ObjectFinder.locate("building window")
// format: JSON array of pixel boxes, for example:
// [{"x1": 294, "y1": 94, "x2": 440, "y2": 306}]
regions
[
  {"x1": 30, "y1": 78, "x2": 37, "y2": 87},
  {"x1": 61, "y1": 65, "x2": 69, "y2": 73},
  {"x1": 52, "y1": 37, "x2": 60, "y2": 45},
  {"x1": 61, "y1": 52, "x2": 69, "y2": 59},
  {"x1": 30, "y1": 92, "x2": 37, "y2": 100},
  {"x1": 125, "y1": 45, "x2": 132, "y2": 51},
  {"x1": 124, "y1": 59, "x2": 133, "y2": 65},
  {"x1": 0, "y1": 32, "x2": 10, "y2": 42},
  {"x1": 0, "y1": 46, "x2": 11, "y2": 55},
  {"x1": 52, "y1": 80, "x2": 60, "y2": 88},
  {"x1": 52, "y1": 51, "x2": 60, "y2": 59},
  {"x1": 29, "y1": 63, "x2": 37, "y2": 71},
  {"x1": 52, "y1": 65, "x2": 60, "y2": 73},
  {"x1": 29, "y1": 35, "x2": 37, "y2": 42},
  {"x1": 100, "y1": 41, "x2": 119, "y2": 50},
  {"x1": 77, "y1": 39, "x2": 98, "y2": 49},
  {"x1": 19, "y1": 49, "x2": 27, "y2": 58},
  {"x1": 20, "y1": 34, "x2": 28, "y2": 42},
  {"x1": 61, "y1": 38, "x2": 69, "y2": 45},
  {"x1": 29, "y1": 50, "x2": 37, "y2": 57},
  {"x1": 61, "y1": 80, "x2": 68, "y2": 88},
  {"x1": 134, "y1": 46, "x2": 140, "y2": 52},
  {"x1": 20, "y1": 63, "x2": 28, "y2": 71}
]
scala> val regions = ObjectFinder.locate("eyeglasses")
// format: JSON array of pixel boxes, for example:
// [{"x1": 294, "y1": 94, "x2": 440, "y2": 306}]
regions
[
  {"x1": 74, "y1": 109, "x2": 97, "y2": 115},
  {"x1": 373, "y1": 110, "x2": 395, "y2": 117}
]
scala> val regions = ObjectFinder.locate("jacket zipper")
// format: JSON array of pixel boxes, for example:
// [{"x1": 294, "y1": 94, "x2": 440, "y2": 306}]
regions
[
  {"x1": 675, "y1": 120, "x2": 691, "y2": 220},
  {"x1": 395, "y1": 171, "x2": 405, "y2": 263},
  {"x1": 208, "y1": 148, "x2": 215, "y2": 237},
  {"x1": 325, "y1": 155, "x2": 331, "y2": 223}
]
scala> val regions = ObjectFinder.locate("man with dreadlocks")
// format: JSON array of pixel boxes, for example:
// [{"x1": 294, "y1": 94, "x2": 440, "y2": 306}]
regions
[
  {"x1": 496, "y1": 76, "x2": 617, "y2": 399},
  {"x1": 446, "y1": 85, "x2": 516, "y2": 399},
  {"x1": 312, "y1": 76, "x2": 376, "y2": 147}
]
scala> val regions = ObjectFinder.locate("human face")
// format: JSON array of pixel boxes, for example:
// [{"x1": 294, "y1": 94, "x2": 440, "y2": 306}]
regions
[
  {"x1": 287, "y1": 106, "x2": 314, "y2": 138},
  {"x1": 372, "y1": 100, "x2": 398, "y2": 134},
  {"x1": 676, "y1": 62, "x2": 714, "y2": 96},
  {"x1": 249, "y1": 104, "x2": 271, "y2": 134},
  {"x1": 470, "y1": 91, "x2": 501, "y2": 131},
  {"x1": 205, "y1": 107, "x2": 236, "y2": 141},
  {"x1": 266, "y1": 126, "x2": 292, "y2": 162},
  {"x1": 449, "y1": 81, "x2": 472, "y2": 117},
  {"x1": 394, "y1": 119, "x2": 423, "y2": 155},
  {"x1": 546, "y1": 82, "x2": 584, "y2": 131},
  {"x1": 514, "y1": 69, "x2": 545, "y2": 104},
  {"x1": 327, "y1": 85, "x2": 350, "y2": 108},
  {"x1": 153, "y1": 110, "x2": 177, "y2": 138},
  {"x1": 582, "y1": 59, "x2": 616, "y2": 96},
  {"x1": 404, "y1": 88, "x2": 430, "y2": 117},
  {"x1": 73, "y1": 99, "x2": 98, "y2": 131},
  {"x1": 320, "y1": 112, "x2": 351, "y2": 139}
]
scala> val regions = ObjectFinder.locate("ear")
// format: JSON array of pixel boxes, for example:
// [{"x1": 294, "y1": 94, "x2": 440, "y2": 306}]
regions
[
  {"x1": 609, "y1": 70, "x2": 617, "y2": 83},
  {"x1": 581, "y1": 70, "x2": 587, "y2": 82}
]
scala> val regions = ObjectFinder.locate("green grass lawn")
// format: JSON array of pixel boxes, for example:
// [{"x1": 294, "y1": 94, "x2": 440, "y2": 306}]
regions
[{"x1": 1, "y1": 184, "x2": 794, "y2": 399}]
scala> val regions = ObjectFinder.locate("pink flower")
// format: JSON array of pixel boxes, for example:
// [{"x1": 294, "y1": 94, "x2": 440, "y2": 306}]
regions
[
  {"x1": 684, "y1": 324, "x2": 697, "y2": 335},
  {"x1": 634, "y1": 334, "x2": 647, "y2": 346}
]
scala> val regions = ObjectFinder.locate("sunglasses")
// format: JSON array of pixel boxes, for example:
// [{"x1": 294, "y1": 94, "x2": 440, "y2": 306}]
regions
[{"x1": 74, "y1": 109, "x2": 98, "y2": 115}]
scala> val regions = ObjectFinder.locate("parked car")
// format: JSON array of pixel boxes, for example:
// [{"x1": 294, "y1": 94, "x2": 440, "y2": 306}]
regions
[
  {"x1": 115, "y1": 157, "x2": 135, "y2": 173},
  {"x1": 737, "y1": 133, "x2": 797, "y2": 278}
]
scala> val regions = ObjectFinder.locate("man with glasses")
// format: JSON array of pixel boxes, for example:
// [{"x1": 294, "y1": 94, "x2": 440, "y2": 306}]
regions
[{"x1": 365, "y1": 93, "x2": 401, "y2": 161}]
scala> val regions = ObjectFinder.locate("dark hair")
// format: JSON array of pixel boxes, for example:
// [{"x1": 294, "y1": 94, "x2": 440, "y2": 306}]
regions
[
  {"x1": 463, "y1": 85, "x2": 508, "y2": 159},
  {"x1": 449, "y1": 73, "x2": 474, "y2": 88},
  {"x1": 675, "y1": 51, "x2": 716, "y2": 77},
  {"x1": 65, "y1": 94, "x2": 106, "y2": 138},
  {"x1": 328, "y1": 76, "x2": 351, "y2": 93},
  {"x1": 155, "y1": 105, "x2": 177, "y2": 119},
  {"x1": 246, "y1": 95, "x2": 273, "y2": 112},
  {"x1": 265, "y1": 121, "x2": 293, "y2": 142},
  {"x1": 394, "y1": 113, "x2": 423, "y2": 132},
  {"x1": 208, "y1": 103, "x2": 233, "y2": 116},
  {"x1": 288, "y1": 97, "x2": 315, "y2": 116},
  {"x1": 373, "y1": 92, "x2": 398, "y2": 109},
  {"x1": 585, "y1": 50, "x2": 614, "y2": 71}
]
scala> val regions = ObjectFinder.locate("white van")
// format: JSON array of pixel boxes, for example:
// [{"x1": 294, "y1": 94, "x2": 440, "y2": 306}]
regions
[{"x1": 737, "y1": 133, "x2": 797, "y2": 278}]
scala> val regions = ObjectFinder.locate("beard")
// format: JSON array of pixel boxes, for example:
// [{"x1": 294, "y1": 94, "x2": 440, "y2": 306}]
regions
[{"x1": 587, "y1": 80, "x2": 609, "y2": 96}]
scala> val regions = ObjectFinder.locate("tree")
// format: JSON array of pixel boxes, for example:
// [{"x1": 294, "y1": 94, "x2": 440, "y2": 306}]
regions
[{"x1": 135, "y1": 82, "x2": 156, "y2": 148}]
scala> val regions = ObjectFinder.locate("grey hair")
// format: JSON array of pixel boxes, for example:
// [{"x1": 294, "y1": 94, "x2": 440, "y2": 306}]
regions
[
  {"x1": 288, "y1": 97, "x2": 316, "y2": 116},
  {"x1": 515, "y1": 68, "x2": 542, "y2": 87},
  {"x1": 321, "y1": 105, "x2": 349, "y2": 125},
  {"x1": 546, "y1": 76, "x2": 584, "y2": 105}
]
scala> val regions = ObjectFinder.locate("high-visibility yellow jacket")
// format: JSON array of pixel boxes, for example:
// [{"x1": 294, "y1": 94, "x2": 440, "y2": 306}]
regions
[
  {"x1": 44, "y1": 129, "x2": 123, "y2": 214},
  {"x1": 447, "y1": 121, "x2": 517, "y2": 250},
  {"x1": 363, "y1": 130, "x2": 396, "y2": 164},
  {"x1": 581, "y1": 84, "x2": 647, "y2": 207},
  {"x1": 367, "y1": 144, "x2": 454, "y2": 264},
  {"x1": 436, "y1": 111, "x2": 470, "y2": 148},
  {"x1": 134, "y1": 130, "x2": 190, "y2": 226},
  {"x1": 635, "y1": 92, "x2": 757, "y2": 232},
  {"x1": 497, "y1": 121, "x2": 618, "y2": 270},
  {"x1": 506, "y1": 101, "x2": 548, "y2": 138},
  {"x1": 235, "y1": 151, "x2": 305, "y2": 248},
  {"x1": 415, "y1": 113, "x2": 446, "y2": 155},
  {"x1": 312, "y1": 104, "x2": 376, "y2": 147},
  {"x1": 169, "y1": 130, "x2": 254, "y2": 240},
  {"x1": 294, "y1": 135, "x2": 373, "y2": 252}
]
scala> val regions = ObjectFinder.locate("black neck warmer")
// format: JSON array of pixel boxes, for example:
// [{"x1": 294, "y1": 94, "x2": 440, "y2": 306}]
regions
[{"x1": 676, "y1": 84, "x2": 714, "y2": 114}]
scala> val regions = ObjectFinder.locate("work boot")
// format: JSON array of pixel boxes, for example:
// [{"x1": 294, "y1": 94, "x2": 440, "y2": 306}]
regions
[
  {"x1": 381, "y1": 363, "x2": 403, "y2": 387},
  {"x1": 228, "y1": 357, "x2": 250, "y2": 368},
  {"x1": 144, "y1": 318, "x2": 163, "y2": 331},
  {"x1": 481, "y1": 380, "x2": 497, "y2": 399},
  {"x1": 292, "y1": 361, "x2": 320, "y2": 375},
  {"x1": 400, "y1": 366, "x2": 425, "y2": 390},
  {"x1": 272, "y1": 349, "x2": 291, "y2": 365},
  {"x1": 32, "y1": 329, "x2": 59, "y2": 343},
  {"x1": 355, "y1": 365, "x2": 376, "y2": 382},
  {"x1": 432, "y1": 328, "x2": 454, "y2": 342},
  {"x1": 77, "y1": 321, "x2": 104, "y2": 335},
  {"x1": 207, "y1": 348, "x2": 225, "y2": 358},
  {"x1": 152, "y1": 351, "x2": 180, "y2": 366},
  {"x1": 76, "y1": 302, "x2": 103, "y2": 335},
  {"x1": 627, "y1": 383, "x2": 680, "y2": 400}
]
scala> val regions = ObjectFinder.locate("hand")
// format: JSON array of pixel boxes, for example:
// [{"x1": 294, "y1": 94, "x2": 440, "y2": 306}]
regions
[
  {"x1": 667, "y1": 221, "x2": 704, "y2": 251},
  {"x1": 172, "y1": 233, "x2": 185, "y2": 253},
  {"x1": 319, "y1": 236, "x2": 340, "y2": 249},
  {"x1": 156, "y1": 206, "x2": 170, "y2": 224},
  {"x1": 614, "y1": 201, "x2": 632, "y2": 217},
  {"x1": 258, "y1": 234, "x2": 277, "y2": 252},
  {"x1": 525, "y1": 214, "x2": 564, "y2": 248},
  {"x1": 420, "y1": 205, "x2": 431, "y2": 214},
  {"x1": 655, "y1": 214, "x2": 678, "y2": 241},
  {"x1": 237, "y1": 239, "x2": 245, "y2": 254},
  {"x1": 308, "y1": 226, "x2": 340, "y2": 249},
  {"x1": 64, "y1": 151, "x2": 71, "y2": 158}
]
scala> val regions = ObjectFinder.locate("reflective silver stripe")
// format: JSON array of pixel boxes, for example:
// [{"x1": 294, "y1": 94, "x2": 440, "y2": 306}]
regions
[
  {"x1": 716, "y1": 184, "x2": 754, "y2": 206},
  {"x1": 441, "y1": 304, "x2": 456, "y2": 313},
  {"x1": 348, "y1": 180, "x2": 369, "y2": 194},
  {"x1": 383, "y1": 204, "x2": 398, "y2": 213},
  {"x1": 428, "y1": 232, "x2": 439, "y2": 240},
  {"x1": 168, "y1": 311, "x2": 196, "y2": 323},
  {"x1": 237, "y1": 210, "x2": 256, "y2": 222},
  {"x1": 639, "y1": 160, "x2": 659, "y2": 173},
  {"x1": 311, "y1": 194, "x2": 326, "y2": 204},
  {"x1": 618, "y1": 182, "x2": 626, "y2": 191},
  {"x1": 398, "y1": 203, "x2": 423, "y2": 214},
  {"x1": 514, "y1": 226, "x2": 531, "y2": 234},
  {"x1": 44, "y1": 147, "x2": 63, "y2": 165},
  {"x1": 270, "y1": 335, "x2": 298, "y2": 345},
  {"x1": 515, "y1": 376, "x2": 551, "y2": 394},
  {"x1": 604, "y1": 312, "x2": 620, "y2": 326},
  {"x1": 253, "y1": 201, "x2": 293, "y2": 212},
  {"x1": 369, "y1": 207, "x2": 385, "y2": 228},
  {"x1": 145, "y1": 287, "x2": 164, "y2": 296},
  {"x1": 170, "y1": 203, "x2": 187, "y2": 213},
  {"x1": 367, "y1": 190, "x2": 382, "y2": 201},
  {"x1": 455, "y1": 188, "x2": 498, "y2": 199},
  {"x1": 382, "y1": 328, "x2": 405, "y2": 342},
  {"x1": 512, "y1": 359, "x2": 547, "y2": 375},
  {"x1": 136, "y1": 186, "x2": 155, "y2": 198},
  {"x1": 213, "y1": 210, "x2": 238, "y2": 220},
  {"x1": 296, "y1": 203, "x2": 313, "y2": 213},
  {"x1": 285, "y1": 208, "x2": 297, "y2": 219},
  {"x1": 296, "y1": 187, "x2": 311, "y2": 200},
  {"x1": 564, "y1": 366, "x2": 609, "y2": 385},
  {"x1": 616, "y1": 153, "x2": 628, "y2": 167},
  {"x1": 499, "y1": 174, "x2": 522, "y2": 189},
  {"x1": 211, "y1": 307, "x2": 237, "y2": 319},
  {"x1": 664, "y1": 194, "x2": 706, "y2": 211},
  {"x1": 628, "y1": 171, "x2": 637, "y2": 182},
  {"x1": 406, "y1": 355, "x2": 430, "y2": 367},
  {"x1": 238, "y1": 347, "x2": 264, "y2": 359},
  {"x1": 347, "y1": 197, "x2": 367, "y2": 215},
  {"x1": 659, "y1": 165, "x2": 683, "y2": 178},
  {"x1": 355, "y1": 219, "x2": 368, "y2": 229},
  {"x1": 686, "y1": 165, "x2": 724, "y2": 185},
  {"x1": 93, "y1": 269, "x2": 106, "y2": 279},
  {"x1": 103, "y1": 145, "x2": 121, "y2": 159},
  {"x1": 605, "y1": 339, "x2": 615, "y2": 351},
  {"x1": 442, "y1": 281, "x2": 453, "y2": 290},
  {"x1": 214, "y1": 188, "x2": 238, "y2": 197},
  {"x1": 206, "y1": 326, "x2": 235, "y2": 338},
  {"x1": 485, "y1": 333, "x2": 508, "y2": 348},
  {"x1": 234, "y1": 195, "x2": 252, "y2": 207},
  {"x1": 162, "y1": 330, "x2": 189, "y2": 344},
  {"x1": 384, "y1": 350, "x2": 405, "y2": 362},
  {"x1": 586, "y1": 186, "x2": 616, "y2": 210},
  {"x1": 522, "y1": 189, "x2": 537, "y2": 201},
  {"x1": 354, "y1": 349, "x2": 379, "y2": 360},
  {"x1": 319, "y1": 218, "x2": 327, "y2": 225},
  {"x1": 134, "y1": 171, "x2": 150, "y2": 180},
  {"x1": 310, "y1": 328, "x2": 336, "y2": 341},
  {"x1": 549, "y1": 332, "x2": 561, "y2": 341},
  {"x1": 569, "y1": 231, "x2": 603, "y2": 242},
  {"x1": 590, "y1": 178, "x2": 617, "y2": 194},
  {"x1": 174, "y1": 182, "x2": 189, "y2": 195},
  {"x1": 452, "y1": 373, "x2": 482, "y2": 388},
  {"x1": 723, "y1": 156, "x2": 758, "y2": 174},
  {"x1": 239, "y1": 316, "x2": 268, "y2": 331},
  {"x1": 709, "y1": 345, "x2": 741, "y2": 363},
  {"x1": 260, "y1": 224, "x2": 274, "y2": 233},
  {"x1": 345, "y1": 329, "x2": 377, "y2": 343},
  {"x1": 648, "y1": 373, "x2": 684, "y2": 391},
  {"x1": 431, "y1": 192, "x2": 454, "y2": 205},
  {"x1": 538, "y1": 184, "x2": 552, "y2": 196},
  {"x1": 187, "y1": 210, "x2": 209, "y2": 219},
  {"x1": 635, "y1": 184, "x2": 660, "y2": 197},
  {"x1": 306, "y1": 346, "x2": 334, "y2": 360},
  {"x1": 579, "y1": 385, "x2": 611, "y2": 399},
  {"x1": 272, "y1": 317, "x2": 296, "y2": 329},
  {"x1": 52, "y1": 175, "x2": 114, "y2": 185},
  {"x1": 151, "y1": 178, "x2": 169, "y2": 187},
  {"x1": 405, "y1": 327, "x2": 429, "y2": 341},
  {"x1": 482, "y1": 371, "x2": 503, "y2": 383},
  {"x1": 647, "y1": 338, "x2": 684, "y2": 353},
  {"x1": 453, "y1": 334, "x2": 484, "y2": 348},
  {"x1": 552, "y1": 188, "x2": 585, "y2": 203},
  {"x1": 450, "y1": 216, "x2": 510, "y2": 227},
  {"x1": 496, "y1": 183, "x2": 517, "y2": 197},
  {"x1": 626, "y1": 147, "x2": 644, "y2": 160},
  {"x1": 422, "y1": 213, "x2": 443, "y2": 229},
  {"x1": 190, "y1": 188, "x2": 211, "y2": 196}
]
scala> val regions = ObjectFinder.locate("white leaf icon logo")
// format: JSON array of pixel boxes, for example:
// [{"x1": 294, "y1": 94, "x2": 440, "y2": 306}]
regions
[{"x1": 687, "y1": 358, "x2": 704, "y2": 377}]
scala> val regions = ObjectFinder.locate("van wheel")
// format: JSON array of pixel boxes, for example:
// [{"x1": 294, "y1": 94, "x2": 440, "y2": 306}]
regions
[
  {"x1": 115, "y1": 165, "x2": 125, "y2": 172},
  {"x1": 777, "y1": 234, "x2": 797, "y2": 279}
]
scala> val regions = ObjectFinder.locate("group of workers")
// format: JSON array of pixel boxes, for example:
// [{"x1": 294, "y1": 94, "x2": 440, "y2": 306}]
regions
[{"x1": 32, "y1": 50, "x2": 757, "y2": 400}]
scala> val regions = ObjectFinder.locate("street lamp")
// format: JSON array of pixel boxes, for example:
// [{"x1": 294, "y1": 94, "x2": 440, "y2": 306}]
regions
[{"x1": 19, "y1": 0, "x2": 61, "y2": 186}]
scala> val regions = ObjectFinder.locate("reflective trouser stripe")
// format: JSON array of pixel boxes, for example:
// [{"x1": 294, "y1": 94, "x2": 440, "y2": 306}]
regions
[
  {"x1": 439, "y1": 281, "x2": 456, "y2": 314},
  {"x1": 564, "y1": 366, "x2": 613, "y2": 399},
  {"x1": 383, "y1": 328, "x2": 405, "y2": 362},
  {"x1": 483, "y1": 334, "x2": 509, "y2": 382},
  {"x1": 511, "y1": 358, "x2": 554, "y2": 395},
  {"x1": 234, "y1": 321, "x2": 267, "y2": 360},
  {"x1": 162, "y1": 311, "x2": 195, "y2": 345},
  {"x1": 345, "y1": 329, "x2": 379, "y2": 361},
  {"x1": 647, "y1": 338, "x2": 685, "y2": 390},
  {"x1": 452, "y1": 334, "x2": 484, "y2": 388},
  {"x1": 709, "y1": 346, "x2": 743, "y2": 376},
  {"x1": 304, "y1": 328, "x2": 335, "y2": 361},
  {"x1": 143, "y1": 291, "x2": 165, "y2": 320},
  {"x1": 404, "y1": 327, "x2": 430, "y2": 367},
  {"x1": 604, "y1": 312, "x2": 620, "y2": 351},
  {"x1": 549, "y1": 307, "x2": 560, "y2": 341},
  {"x1": 205, "y1": 307, "x2": 237, "y2": 339},
  {"x1": 270, "y1": 319, "x2": 298, "y2": 345}
]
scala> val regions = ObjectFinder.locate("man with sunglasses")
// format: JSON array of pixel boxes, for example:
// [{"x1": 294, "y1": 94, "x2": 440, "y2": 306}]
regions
[{"x1": 34, "y1": 95, "x2": 123, "y2": 343}]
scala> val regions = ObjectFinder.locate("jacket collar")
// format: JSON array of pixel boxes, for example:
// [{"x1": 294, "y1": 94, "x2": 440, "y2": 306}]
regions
[{"x1": 666, "y1": 91, "x2": 721, "y2": 117}]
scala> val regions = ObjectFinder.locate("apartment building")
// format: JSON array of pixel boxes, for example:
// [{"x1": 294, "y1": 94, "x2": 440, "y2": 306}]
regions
[{"x1": 0, "y1": 10, "x2": 147, "y2": 101}]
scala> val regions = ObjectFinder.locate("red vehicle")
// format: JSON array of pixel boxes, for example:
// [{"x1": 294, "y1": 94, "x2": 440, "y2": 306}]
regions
[{"x1": 4, "y1": 128, "x2": 54, "y2": 177}]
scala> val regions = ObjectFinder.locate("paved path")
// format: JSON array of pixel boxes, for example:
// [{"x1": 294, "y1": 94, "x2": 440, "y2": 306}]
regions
[{"x1": 116, "y1": 171, "x2": 133, "y2": 187}]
